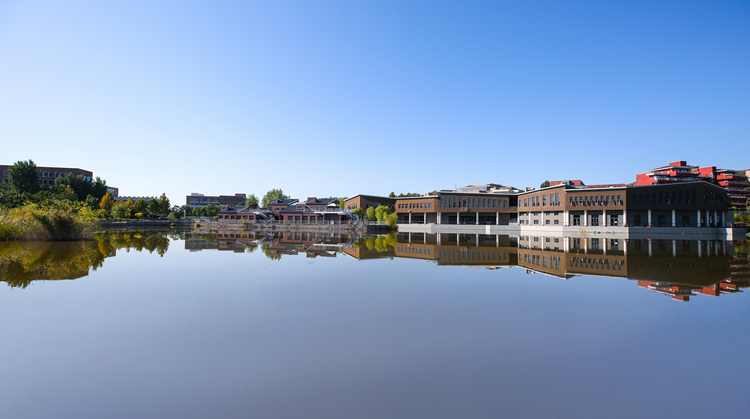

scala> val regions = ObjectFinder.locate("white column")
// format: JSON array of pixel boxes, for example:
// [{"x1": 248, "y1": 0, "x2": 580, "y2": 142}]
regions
[
  {"x1": 602, "y1": 210, "x2": 607, "y2": 226},
  {"x1": 438, "y1": 212, "x2": 441, "y2": 224},
  {"x1": 697, "y1": 240, "x2": 702, "y2": 257},
  {"x1": 603, "y1": 239, "x2": 608, "y2": 255},
  {"x1": 437, "y1": 233, "x2": 441, "y2": 245},
  {"x1": 623, "y1": 210, "x2": 627, "y2": 227},
  {"x1": 496, "y1": 235, "x2": 499, "y2": 246},
  {"x1": 648, "y1": 240, "x2": 652, "y2": 257},
  {"x1": 424, "y1": 212, "x2": 427, "y2": 224},
  {"x1": 672, "y1": 240, "x2": 677, "y2": 257},
  {"x1": 541, "y1": 211, "x2": 545, "y2": 225},
  {"x1": 457, "y1": 212, "x2": 460, "y2": 225},
  {"x1": 424, "y1": 234, "x2": 427, "y2": 244},
  {"x1": 672, "y1": 210, "x2": 676, "y2": 227},
  {"x1": 623, "y1": 239, "x2": 627, "y2": 255},
  {"x1": 408, "y1": 232, "x2": 412, "y2": 244},
  {"x1": 647, "y1": 210, "x2": 652, "y2": 227},
  {"x1": 496, "y1": 212, "x2": 499, "y2": 225},
  {"x1": 475, "y1": 212, "x2": 479, "y2": 225},
  {"x1": 476, "y1": 234, "x2": 479, "y2": 246},
  {"x1": 584, "y1": 210, "x2": 588, "y2": 226},
  {"x1": 564, "y1": 210, "x2": 569, "y2": 226},
  {"x1": 528, "y1": 212, "x2": 531, "y2": 225},
  {"x1": 697, "y1": 210, "x2": 701, "y2": 227},
  {"x1": 584, "y1": 238, "x2": 588, "y2": 254},
  {"x1": 408, "y1": 212, "x2": 412, "y2": 224},
  {"x1": 563, "y1": 238, "x2": 569, "y2": 252}
]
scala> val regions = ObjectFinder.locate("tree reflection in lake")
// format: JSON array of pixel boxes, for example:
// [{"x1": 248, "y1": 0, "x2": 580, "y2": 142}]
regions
[{"x1": 0, "y1": 231, "x2": 171, "y2": 288}]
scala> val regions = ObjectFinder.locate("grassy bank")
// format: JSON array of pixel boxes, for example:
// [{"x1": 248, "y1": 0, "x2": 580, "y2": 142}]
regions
[{"x1": 0, "y1": 203, "x2": 97, "y2": 241}]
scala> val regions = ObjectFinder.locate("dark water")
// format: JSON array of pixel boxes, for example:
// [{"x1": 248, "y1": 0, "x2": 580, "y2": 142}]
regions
[{"x1": 1, "y1": 231, "x2": 749, "y2": 419}]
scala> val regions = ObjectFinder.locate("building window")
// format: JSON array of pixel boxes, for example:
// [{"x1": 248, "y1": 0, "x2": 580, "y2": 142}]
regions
[{"x1": 591, "y1": 215, "x2": 599, "y2": 226}]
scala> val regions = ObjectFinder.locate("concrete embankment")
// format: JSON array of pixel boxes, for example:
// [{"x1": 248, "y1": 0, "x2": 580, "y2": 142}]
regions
[{"x1": 98, "y1": 219, "x2": 195, "y2": 229}]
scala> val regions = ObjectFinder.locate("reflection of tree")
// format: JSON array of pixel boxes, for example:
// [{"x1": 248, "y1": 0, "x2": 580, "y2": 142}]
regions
[
  {"x1": 261, "y1": 243, "x2": 281, "y2": 260},
  {"x1": 1, "y1": 231, "x2": 173, "y2": 288},
  {"x1": 361, "y1": 233, "x2": 398, "y2": 252}
]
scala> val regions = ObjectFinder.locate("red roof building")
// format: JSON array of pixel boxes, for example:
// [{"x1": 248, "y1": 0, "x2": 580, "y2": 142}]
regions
[{"x1": 636, "y1": 161, "x2": 750, "y2": 208}]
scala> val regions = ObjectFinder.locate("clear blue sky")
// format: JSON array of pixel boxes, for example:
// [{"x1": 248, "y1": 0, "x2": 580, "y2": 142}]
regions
[{"x1": 1, "y1": 1, "x2": 748, "y2": 203}]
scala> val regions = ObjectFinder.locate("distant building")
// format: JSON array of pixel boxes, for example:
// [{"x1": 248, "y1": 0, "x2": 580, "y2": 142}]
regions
[
  {"x1": 636, "y1": 161, "x2": 750, "y2": 208},
  {"x1": 0, "y1": 164, "x2": 92, "y2": 189},
  {"x1": 107, "y1": 187, "x2": 119, "y2": 198},
  {"x1": 186, "y1": 193, "x2": 246, "y2": 208},
  {"x1": 455, "y1": 183, "x2": 523, "y2": 194},
  {"x1": 343, "y1": 195, "x2": 395, "y2": 211},
  {"x1": 549, "y1": 180, "x2": 626, "y2": 189},
  {"x1": 218, "y1": 196, "x2": 350, "y2": 224}
]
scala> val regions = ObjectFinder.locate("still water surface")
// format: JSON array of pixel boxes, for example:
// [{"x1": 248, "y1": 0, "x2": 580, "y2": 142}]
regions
[{"x1": 1, "y1": 231, "x2": 749, "y2": 419}]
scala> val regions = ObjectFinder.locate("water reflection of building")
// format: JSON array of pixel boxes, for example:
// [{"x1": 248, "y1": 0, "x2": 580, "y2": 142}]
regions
[
  {"x1": 186, "y1": 230, "x2": 354, "y2": 258},
  {"x1": 341, "y1": 232, "x2": 744, "y2": 303}
]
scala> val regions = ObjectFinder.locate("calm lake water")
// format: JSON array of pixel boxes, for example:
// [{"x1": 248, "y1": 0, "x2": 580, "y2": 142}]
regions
[{"x1": 2, "y1": 231, "x2": 749, "y2": 419}]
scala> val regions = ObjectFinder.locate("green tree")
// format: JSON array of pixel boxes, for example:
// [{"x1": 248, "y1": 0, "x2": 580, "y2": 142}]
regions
[
  {"x1": 245, "y1": 194, "x2": 259, "y2": 207},
  {"x1": 352, "y1": 207, "x2": 364, "y2": 219},
  {"x1": 389, "y1": 192, "x2": 396, "y2": 197},
  {"x1": 49, "y1": 184, "x2": 78, "y2": 202},
  {"x1": 84, "y1": 195, "x2": 100, "y2": 210},
  {"x1": 157, "y1": 193, "x2": 170, "y2": 214},
  {"x1": 133, "y1": 198, "x2": 147, "y2": 216},
  {"x1": 366, "y1": 206, "x2": 376, "y2": 221},
  {"x1": 375, "y1": 205, "x2": 391, "y2": 222},
  {"x1": 386, "y1": 212, "x2": 398, "y2": 227},
  {"x1": 8, "y1": 160, "x2": 41, "y2": 194},
  {"x1": 203, "y1": 204, "x2": 219, "y2": 217},
  {"x1": 55, "y1": 174, "x2": 108, "y2": 201},
  {"x1": 540, "y1": 180, "x2": 551, "y2": 188},
  {"x1": 339, "y1": 197, "x2": 347, "y2": 209},
  {"x1": 99, "y1": 192, "x2": 115, "y2": 211},
  {"x1": 147, "y1": 198, "x2": 160, "y2": 215},
  {"x1": 261, "y1": 189, "x2": 290, "y2": 208},
  {"x1": 111, "y1": 202, "x2": 131, "y2": 219}
]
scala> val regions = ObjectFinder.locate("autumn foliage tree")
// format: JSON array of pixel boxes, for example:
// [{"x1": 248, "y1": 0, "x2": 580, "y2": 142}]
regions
[{"x1": 99, "y1": 192, "x2": 115, "y2": 211}]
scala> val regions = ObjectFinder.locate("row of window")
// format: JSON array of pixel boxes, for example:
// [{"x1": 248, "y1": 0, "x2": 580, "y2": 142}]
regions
[
  {"x1": 633, "y1": 189, "x2": 696, "y2": 205},
  {"x1": 398, "y1": 202, "x2": 432, "y2": 209},
  {"x1": 522, "y1": 193, "x2": 561, "y2": 208},
  {"x1": 219, "y1": 214, "x2": 258, "y2": 220},
  {"x1": 398, "y1": 247, "x2": 432, "y2": 255},
  {"x1": 569, "y1": 195, "x2": 622, "y2": 206},
  {"x1": 438, "y1": 249, "x2": 508, "y2": 263},
  {"x1": 440, "y1": 196, "x2": 508, "y2": 209}
]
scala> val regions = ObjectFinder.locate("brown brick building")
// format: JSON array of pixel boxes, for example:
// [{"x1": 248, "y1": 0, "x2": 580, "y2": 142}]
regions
[{"x1": 1, "y1": 165, "x2": 92, "y2": 190}]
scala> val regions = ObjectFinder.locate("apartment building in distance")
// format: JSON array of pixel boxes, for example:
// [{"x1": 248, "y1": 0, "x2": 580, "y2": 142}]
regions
[
  {"x1": 636, "y1": 160, "x2": 750, "y2": 208},
  {"x1": 1, "y1": 165, "x2": 92, "y2": 189},
  {"x1": 186, "y1": 193, "x2": 246, "y2": 208}
]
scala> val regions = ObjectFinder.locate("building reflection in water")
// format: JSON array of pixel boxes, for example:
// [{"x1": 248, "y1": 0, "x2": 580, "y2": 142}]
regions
[{"x1": 2, "y1": 229, "x2": 749, "y2": 302}]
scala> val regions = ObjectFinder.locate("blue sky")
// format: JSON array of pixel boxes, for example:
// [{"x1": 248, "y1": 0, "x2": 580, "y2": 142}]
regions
[{"x1": 1, "y1": 1, "x2": 748, "y2": 203}]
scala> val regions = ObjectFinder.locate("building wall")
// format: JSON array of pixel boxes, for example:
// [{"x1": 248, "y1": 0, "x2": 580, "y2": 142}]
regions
[
  {"x1": 343, "y1": 196, "x2": 396, "y2": 211},
  {"x1": 1, "y1": 165, "x2": 92, "y2": 189}
]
